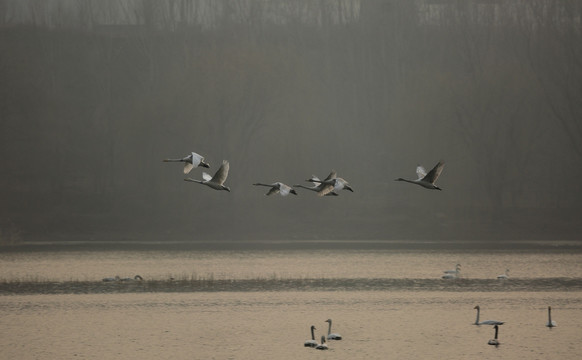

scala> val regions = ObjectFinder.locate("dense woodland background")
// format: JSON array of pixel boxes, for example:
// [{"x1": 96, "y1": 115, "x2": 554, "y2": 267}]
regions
[{"x1": 1, "y1": 0, "x2": 581, "y2": 244}]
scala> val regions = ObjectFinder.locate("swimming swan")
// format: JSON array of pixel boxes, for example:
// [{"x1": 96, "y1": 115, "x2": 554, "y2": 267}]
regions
[
  {"x1": 304, "y1": 325, "x2": 318, "y2": 347},
  {"x1": 315, "y1": 335, "x2": 328, "y2": 350},
  {"x1": 163, "y1": 152, "x2": 209, "y2": 173},
  {"x1": 474, "y1": 305, "x2": 504, "y2": 325},
  {"x1": 253, "y1": 182, "x2": 298, "y2": 196},
  {"x1": 497, "y1": 269, "x2": 509, "y2": 280},
  {"x1": 184, "y1": 160, "x2": 230, "y2": 191},
  {"x1": 444, "y1": 264, "x2": 461, "y2": 274},
  {"x1": 546, "y1": 306, "x2": 557, "y2": 328},
  {"x1": 325, "y1": 319, "x2": 342, "y2": 340},
  {"x1": 488, "y1": 325, "x2": 500, "y2": 345},
  {"x1": 395, "y1": 161, "x2": 445, "y2": 190}
]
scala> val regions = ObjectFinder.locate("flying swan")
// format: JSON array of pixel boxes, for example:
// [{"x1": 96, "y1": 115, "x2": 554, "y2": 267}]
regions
[
  {"x1": 546, "y1": 306, "x2": 557, "y2": 328},
  {"x1": 163, "y1": 152, "x2": 209, "y2": 174},
  {"x1": 310, "y1": 171, "x2": 353, "y2": 197},
  {"x1": 184, "y1": 160, "x2": 230, "y2": 192},
  {"x1": 474, "y1": 305, "x2": 504, "y2": 325},
  {"x1": 304, "y1": 325, "x2": 318, "y2": 347},
  {"x1": 293, "y1": 175, "x2": 338, "y2": 196},
  {"x1": 395, "y1": 161, "x2": 445, "y2": 190},
  {"x1": 253, "y1": 182, "x2": 297, "y2": 196},
  {"x1": 325, "y1": 319, "x2": 342, "y2": 340}
]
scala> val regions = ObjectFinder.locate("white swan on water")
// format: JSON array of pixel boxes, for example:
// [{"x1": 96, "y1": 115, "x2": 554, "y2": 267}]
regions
[
  {"x1": 488, "y1": 325, "x2": 500, "y2": 345},
  {"x1": 474, "y1": 305, "x2": 504, "y2": 325},
  {"x1": 184, "y1": 160, "x2": 230, "y2": 192},
  {"x1": 315, "y1": 335, "x2": 328, "y2": 350},
  {"x1": 497, "y1": 269, "x2": 509, "y2": 280},
  {"x1": 325, "y1": 319, "x2": 342, "y2": 340},
  {"x1": 163, "y1": 152, "x2": 209, "y2": 174},
  {"x1": 395, "y1": 161, "x2": 445, "y2": 190},
  {"x1": 444, "y1": 264, "x2": 461, "y2": 274},
  {"x1": 304, "y1": 326, "x2": 318, "y2": 348},
  {"x1": 546, "y1": 306, "x2": 557, "y2": 328}
]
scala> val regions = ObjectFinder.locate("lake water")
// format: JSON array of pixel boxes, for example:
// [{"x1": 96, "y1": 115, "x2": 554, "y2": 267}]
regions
[{"x1": 1, "y1": 241, "x2": 582, "y2": 359}]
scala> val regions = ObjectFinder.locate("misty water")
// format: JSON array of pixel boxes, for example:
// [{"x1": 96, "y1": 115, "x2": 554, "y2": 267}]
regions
[{"x1": 1, "y1": 243, "x2": 582, "y2": 359}]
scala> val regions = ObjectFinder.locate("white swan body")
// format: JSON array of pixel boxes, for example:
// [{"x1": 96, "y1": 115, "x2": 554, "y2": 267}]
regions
[
  {"x1": 120, "y1": 275, "x2": 144, "y2": 282},
  {"x1": 253, "y1": 182, "x2": 297, "y2": 196},
  {"x1": 325, "y1": 319, "x2": 342, "y2": 340},
  {"x1": 184, "y1": 160, "x2": 230, "y2": 191},
  {"x1": 102, "y1": 275, "x2": 120, "y2": 282},
  {"x1": 546, "y1": 306, "x2": 557, "y2": 328},
  {"x1": 488, "y1": 325, "x2": 500, "y2": 345},
  {"x1": 315, "y1": 335, "x2": 328, "y2": 350},
  {"x1": 163, "y1": 152, "x2": 209, "y2": 173},
  {"x1": 474, "y1": 305, "x2": 504, "y2": 325},
  {"x1": 395, "y1": 161, "x2": 445, "y2": 190},
  {"x1": 497, "y1": 269, "x2": 509, "y2": 280},
  {"x1": 304, "y1": 325, "x2": 318, "y2": 347},
  {"x1": 444, "y1": 264, "x2": 461, "y2": 274},
  {"x1": 294, "y1": 175, "x2": 338, "y2": 196},
  {"x1": 442, "y1": 273, "x2": 458, "y2": 279},
  {"x1": 309, "y1": 171, "x2": 353, "y2": 197}
]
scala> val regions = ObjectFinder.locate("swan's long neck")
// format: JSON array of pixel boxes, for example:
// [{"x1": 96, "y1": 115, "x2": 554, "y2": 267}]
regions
[
  {"x1": 327, "y1": 321, "x2": 332, "y2": 335},
  {"x1": 494, "y1": 326, "x2": 499, "y2": 340},
  {"x1": 311, "y1": 327, "x2": 315, "y2": 341},
  {"x1": 548, "y1": 307, "x2": 552, "y2": 323},
  {"x1": 396, "y1": 178, "x2": 416, "y2": 184},
  {"x1": 475, "y1": 308, "x2": 480, "y2": 324}
]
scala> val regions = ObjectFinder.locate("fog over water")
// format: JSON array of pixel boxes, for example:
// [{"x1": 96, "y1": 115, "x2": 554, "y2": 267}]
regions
[{"x1": 1, "y1": 0, "x2": 582, "y2": 245}]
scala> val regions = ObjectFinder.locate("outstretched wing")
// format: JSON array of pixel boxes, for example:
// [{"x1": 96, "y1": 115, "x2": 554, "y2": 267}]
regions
[
  {"x1": 323, "y1": 170, "x2": 337, "y2": 182},
  {"x1": 183, "y1": 162, "x2": 194, "y2": 174},
  {"x1": 416, "y1": 165, "x2": 427, "y2": 180},
  {"x1": 266, "y1": 187, "x2": 280, "y2": 196},
  {"x1": 423, "y1": 161, "x2": 445, "y2": 184},
  {"x1": 317, "y1": 184, "x2": 336, "y2": 197},
  {"x1": 278, "y1": 183, "x2": 293, "y2": 196},
  {"x1": 190, "y1": 152, "x2": 204, "y2": 168},
  {"x1": 202, "y1": 172, "x2": 212, "y2": 182},
  {"x1": 211, "y1": 160, "x2": 229, "y2": 185}
]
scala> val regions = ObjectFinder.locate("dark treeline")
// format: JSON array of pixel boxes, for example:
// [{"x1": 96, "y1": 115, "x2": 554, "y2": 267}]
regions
[{"x1": 1, "y1": 0, "x2": 581, "y2": 244}]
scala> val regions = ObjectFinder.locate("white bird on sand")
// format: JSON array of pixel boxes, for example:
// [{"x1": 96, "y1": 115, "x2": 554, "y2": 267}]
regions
[
  {"x1": 293, "y1": 175, "x2": 338, "y2": 196},
  {"x1": 309, "y1": 171, "x2": 354, "y2": 197},
  {"x1": 395, "y1": 161, "x2": 445, "y2": 190},
  {"x1": 163, "y1": 152, "x2": 209, "y2": 173},
  {"x1": 488, "y1": 325, "x2": 500, "y2": 345},
  {"x1": 497, "y1": 269, "x2": 509, "y2": 280},
  {"x1": 315, "y1": 335, "x2": 328, "y2": 350},
  {"x1": 253, "y1": 182, "x2": 297, "y2": 196},
  {"x1": 304, "y1": 325, "x2": 318, "y2": 348},
  {"x1": 474, "y1": 305, "x2": 504, "y2": 325},
  {"x1": 444, "y1": 264, "x2": 461, "y2": 274},
  {"x1": 546, "y1": 306, "x2": 557, "y2": 328},
  {"x1": 325, "y1": 319, "x2": 342, "y2": 340},
  {"x1": 184, "y1": 160, "x2": 230, "y2": 192}
]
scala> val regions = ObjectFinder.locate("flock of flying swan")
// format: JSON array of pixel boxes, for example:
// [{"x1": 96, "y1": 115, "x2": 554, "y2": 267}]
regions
[{"x1": 164, "y1": 151, "x2": 444, "y2": 196}]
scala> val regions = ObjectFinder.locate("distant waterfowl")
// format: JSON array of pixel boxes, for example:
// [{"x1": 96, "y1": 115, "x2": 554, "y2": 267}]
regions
[
  {"x1": 293, "y1": 175, "x2": 338, "y2": 196},
  {"x1": 253, "y1": 182, "x2": 297, "y2": 196},
  {"x1": 102, "y1": 275, "x2": 120, "y2": 282},
  {"x1": 444, "y1": 264, "x2": 461, "y2": 274},
  {"x1": 120, "y1": 275, "x2": 144, "y2": 281},
  {"x1": 309, "y1": 171, "x2": 354, "y2": 197},
  {"x1": 442, "y1": 272, "x2": 458, "y2": 279},
  {"x1": 497, "y1": 269, "x2": 509, "y2": 280},
  {"x1": 325, "y1": 319, "x2": 342, "y2": 340},
  {"x1": 163, "y1": 152, "x2": 209, "y2": 173},
  {"x1": 315, "y1": 335, "x2": 328, "y2": 350},
  {"x1": 488, "y1": 325, "x2": 500, "y2": 345},
  {"x1": 184, "y1": 160, "x2": 230, "y2": 192},
  {"x1": 395, "y1": 161, "x2": 445, "y2": 190},
  {"x1": 474, "y1": 305, "x2": 504, "y2": 325},
  {"x1": 304, "y1": 326, "x2": 318, "y2": 348},
  {"x1": 546, "y1": 306, "x2": 557, "y2": 328}
]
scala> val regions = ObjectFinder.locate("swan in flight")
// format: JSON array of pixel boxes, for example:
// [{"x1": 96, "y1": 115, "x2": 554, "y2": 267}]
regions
[
  {"x1": 497, "y1": 269, "x2": 509, "y2": 280},
  {"x1": 253, "y1": 182, "x2": 297, "y2": 196},
  {"x1": 184, "y1": 160, "x2": 230, "y2": 192},
  {"x1": 293, "y1": 175, "x2": 338, "y2": 196},
  {"x1": 163, "y1": 152, "x2": 209, "y2": 173},
  {"x1": 487, "y1": 325, "x2": 500, "y2": 346},
  {"x1": 546, "y1": 306, "x2": 557, "y2": 328},
  {"x1": 325, "y1": 319, "x2": 342, "y2": 340},
  {"x1": 474, "y1": 305, "x2": 504, "y2": 325},
  {"x1": 304, "y1": 326, "x2": 318, "y2": 348},
  {"x1": 309, "y1": 171, "x2": 354, "y2": 197},
  {"x1": 315, "y1": 335, "x2": 328, "y2": 350},
  {"x1": 395, "y1": 161, "x2": 445, "y2": 190}
]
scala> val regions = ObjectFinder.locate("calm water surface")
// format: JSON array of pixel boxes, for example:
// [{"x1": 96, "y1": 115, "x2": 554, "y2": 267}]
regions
[{"x1": 1, "y1": 244, "x2": 581, "y2": 359}]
